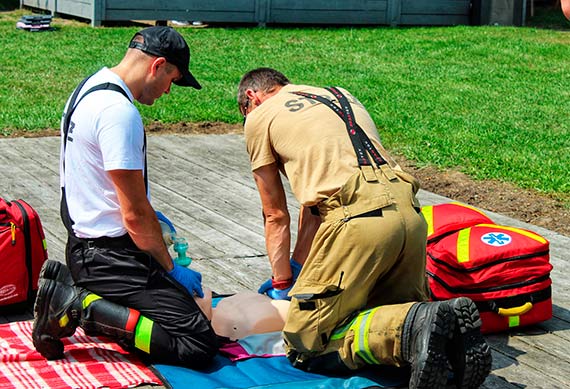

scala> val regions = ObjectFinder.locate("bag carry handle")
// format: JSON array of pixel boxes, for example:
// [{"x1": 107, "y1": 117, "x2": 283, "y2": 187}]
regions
[{"x1": 496, "y1": 302, "x2": 533, "y2": 317}]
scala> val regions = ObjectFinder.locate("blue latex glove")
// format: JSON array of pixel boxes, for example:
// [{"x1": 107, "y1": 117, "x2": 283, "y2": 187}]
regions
[
  {"x1": 156, "y1": 211, "x2": 176, "y2": 234},
  {"x1": 258, "y1": 278, "x2": 274, "y2": 295},
  {"x1": 168, "y1": 264, "x2": 204, "y2": 298},
  {"x1": 290, "y1": 258, "x2": 303, "y2": 280},
  {"x1": 258, "y1": 258, "x2": 303, "y2": 300},
  {"x1": 263, "y1": 284, "x2": 293, "y2": 300}
]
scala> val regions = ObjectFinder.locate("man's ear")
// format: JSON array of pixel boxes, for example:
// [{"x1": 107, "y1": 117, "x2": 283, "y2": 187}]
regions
[
  {"x1": 245, "y1": 89, "x2": 260, "y2": 104},
  {"x1": 150, "y1": 57, "x2": 168, "y2": 77}
]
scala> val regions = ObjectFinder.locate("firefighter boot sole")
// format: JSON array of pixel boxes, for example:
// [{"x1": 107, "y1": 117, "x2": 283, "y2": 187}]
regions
[
  {"x1": 447, "y1": 297, "x2": 492, "y2": 389},
  {"x1": 403, "y1": 302, "x2": 455, "y2": 389},
  {"x1": 32, "y1": 278, "x2": 65, "y2": 360},
  {"x1": 39, "y1": 259, "x2": 74, "y2": 285}
]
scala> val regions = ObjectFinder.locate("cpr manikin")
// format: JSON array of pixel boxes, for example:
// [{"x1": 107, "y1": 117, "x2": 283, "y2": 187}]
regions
[
  {"x1": 157, "y1": 218, "x2": 289, "y2": 340},
  {"x1": 195, "y1": 288, "x2": 290, "y2": 341}
]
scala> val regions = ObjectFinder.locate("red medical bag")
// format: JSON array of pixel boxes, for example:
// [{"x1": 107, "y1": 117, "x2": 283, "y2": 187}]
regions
[
  {"x1": 426, "y1": 222, "x2": 552, "y2": 333},
  {"x1": 421, "y1": 202, "x2": 494, "y2": 247},
  {"x1": 0, "y1": 198, "x2": 48, "y2": 308}
]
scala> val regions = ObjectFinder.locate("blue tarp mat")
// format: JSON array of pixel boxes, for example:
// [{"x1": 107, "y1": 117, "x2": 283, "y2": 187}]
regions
[{"x1": 154, "y1": 354, "x2": 408, "y2": 389}]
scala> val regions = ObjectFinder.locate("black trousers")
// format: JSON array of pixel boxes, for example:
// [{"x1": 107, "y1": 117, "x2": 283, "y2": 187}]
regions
[{"x1": 66, "y1": 234, "x2": 218, "y2": 367}]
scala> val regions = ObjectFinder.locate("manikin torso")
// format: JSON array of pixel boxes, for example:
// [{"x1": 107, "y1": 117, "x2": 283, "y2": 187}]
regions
[{"x1": 195, "y1": 288, "x2": 290, "y2": 341}]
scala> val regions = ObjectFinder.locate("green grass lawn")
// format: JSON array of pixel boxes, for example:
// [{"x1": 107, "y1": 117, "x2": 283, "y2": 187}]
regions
[{"x1": 1, "y1": 8, "x2": 569, "y2": 204}]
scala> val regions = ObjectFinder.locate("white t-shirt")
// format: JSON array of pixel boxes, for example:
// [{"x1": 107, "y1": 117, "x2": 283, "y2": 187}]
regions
[{"x1": 59, "y1": 67, "x2": 147, "y2": 238}]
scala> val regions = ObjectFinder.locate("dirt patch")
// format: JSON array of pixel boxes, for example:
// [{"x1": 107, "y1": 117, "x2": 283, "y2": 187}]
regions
[
  {"x1": 7, "y1": 121, "x2": 569, "y2": 237},
  {"x1": 396, "y1": 158, "x2": 570, "y2": 238},
  {"x1": 146, "y1": 121, "x2": 242, "y2": 135}
]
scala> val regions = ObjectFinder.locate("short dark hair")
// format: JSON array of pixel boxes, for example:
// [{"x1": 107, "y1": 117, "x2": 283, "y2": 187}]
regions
[{"x1": 237, "y1": 68, "x2": 290, "y2": 112}]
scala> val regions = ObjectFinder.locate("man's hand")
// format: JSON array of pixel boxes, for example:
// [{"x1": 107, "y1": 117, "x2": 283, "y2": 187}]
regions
[
  {"x1": 168, "y1": 264, "x2": 204, "y2": 298},
  {"x1": 258, "y1": 258, "x2": 303, "y2": 300},
  {"x1": 259, "y1": 282, "x2": 293, "y2": 300}
]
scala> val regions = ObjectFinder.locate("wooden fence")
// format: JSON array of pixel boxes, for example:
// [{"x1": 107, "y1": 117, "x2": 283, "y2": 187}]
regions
[{"x1": 21, "y1": 0, "x2": 479, "y2": 27}]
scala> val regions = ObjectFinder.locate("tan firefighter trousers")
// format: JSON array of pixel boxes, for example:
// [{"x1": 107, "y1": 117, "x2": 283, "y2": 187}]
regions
[{"x1": 283, "y1": 165, "x2": 429, "y2": 369}]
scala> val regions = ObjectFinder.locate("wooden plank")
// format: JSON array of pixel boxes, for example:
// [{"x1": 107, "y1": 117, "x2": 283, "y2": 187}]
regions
[
  {"x1": 148, "y1": 135, "x2": 300, "y2": 241},
  {"x1": 148, "y1": 153, "x2": 267, "y2": 240},
  {"x1": 484, "y1": 349, "x2": 544, "y2": 388},
  {"x1": 400, "y1": 14, "x2": 470, "y2": 25},
  {"x1": 105, "y1": 0, "x2": 255, "y2": 12},
  {"x1": 515, "y1": 330, "x2": 570, "y2": 370},
  {"x1": 402, "y1": 0, "x2": 470, "y2": 15},
  {"x1": 0, "y1": 141, "x2": 68, "y2": 260},
  {"x1": 196, "y1": 256, "x2": 272, "y2": 295},
  {"x1": 103, "y1": 0, "x2": 257, "y2": 23},
  {"x1": 149, "y1": 135, "x2": 255, "y2": 187},
  {"x1": 270, "y1": 0, "x2": 388, "y2": 11},
  {"x1": 3, "y1": 138, "x2": 62, "y2": 247},
  {"x1": 21, "y1": 0, "x2": 56, "y2": 12},
  {"x1": 56, "y1": 0, "x2": 94, "y2": 20},
  {"x1": 103, "y1": 10, "x2": 257, "y2": 23},
  {"x1": 148, "y1": 137, "x2": 261, "y2": 207},
  {"x1": 537, "y1": 311, "x2": 570, "y2": 342},
  {"x1": 487, "y1": 331, "x2": 570, "y2": 387},
  {"x1": 151, "y1": 184, "x2": 265, "y2": 258},
  {"x1": 481, "y1": 370, "x2": 519, "y2": 389},
  {"x1": 269, "y1": 10, "x2": 387, "y2": 25},
  {"x1": 386, "y1": 0, "x2": 402, "y2": 26}
]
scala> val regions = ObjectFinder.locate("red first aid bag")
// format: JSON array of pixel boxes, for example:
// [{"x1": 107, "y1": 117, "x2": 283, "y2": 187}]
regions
[
  {"x1": 421, "y1": 202, "x2": 494, "y2": 246},
  {"x1": 426, "y1": 223, "x2": 552, "y2": 333},
  {"x1": 0, "y1": 198, "x2": 48, "y2": 308}
]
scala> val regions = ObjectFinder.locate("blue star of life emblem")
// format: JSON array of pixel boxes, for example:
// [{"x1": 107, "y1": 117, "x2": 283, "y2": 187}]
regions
[{"x1": 481, "y1": 232, "x2": 512, "y2": 247}]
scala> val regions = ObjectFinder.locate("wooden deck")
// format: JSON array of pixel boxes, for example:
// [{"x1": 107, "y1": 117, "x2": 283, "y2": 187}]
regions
[{"x1": 1, "y1": 134, "x2": 569, "y2": 388}]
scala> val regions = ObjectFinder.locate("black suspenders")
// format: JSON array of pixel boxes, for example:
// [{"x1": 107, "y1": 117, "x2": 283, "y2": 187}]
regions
[
  {"x1": 60, "y1": 77, "x2": 147, "y2": 234},
  {"x1": 291, "y1": 87, "x2": 397, "y2": 183}
]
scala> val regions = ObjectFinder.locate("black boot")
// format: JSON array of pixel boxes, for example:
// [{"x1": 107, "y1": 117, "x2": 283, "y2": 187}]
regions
[
  {"x1": 446, "y1": 297, "x2": 492, "y2": 389},
  {"x1": 32, "y1": 278, "x2": 82, "y2": 360},
  {"x1": 32, "y1": 279, "x2": 142, "y2": 360},
  {"x1": 79, "y1": 293, "x2": 141, "y2": 342},
  {"x1": 39, "y1": 260, "x2": 74, "y2": 285},
  {"x1": 401, "y1": 301, "x2": 455, "y2": 389}
]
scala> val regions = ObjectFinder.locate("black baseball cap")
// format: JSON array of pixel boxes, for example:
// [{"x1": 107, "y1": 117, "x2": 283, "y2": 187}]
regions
[{"x1": 129, "y1": 26, "x2": 201, "y2": 89}]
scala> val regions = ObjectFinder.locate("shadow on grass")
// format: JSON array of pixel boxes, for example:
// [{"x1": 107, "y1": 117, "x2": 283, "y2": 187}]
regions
[
  {"x1": 0, "y1": 0, "x2": 19, "y2": 12},
  {"x1": 526, "y1": 5, "x2": 570, "y2": 30}
]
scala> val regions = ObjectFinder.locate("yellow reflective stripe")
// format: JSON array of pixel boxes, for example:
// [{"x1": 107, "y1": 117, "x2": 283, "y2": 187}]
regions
[
  {"x1": 351, "y1": 314, "x2": 374, "y2": 364},
  {"x1": 456, "y1": 228, "x2": 471, "y2": 263},
  {"x1": 332, "y1": 308, "x2": 382, "y2": 365},
  {"x1": 135, "y1": 316, "x2": 153, "y2": 354},
  {"x1": 59, "y1": 313, "x2": 69, "y2": 328},
  {"x1": 477, "y1": 224, "x2": 547, "y2": 244},
  {"x1": 350, "y1": 308, "x2": 380, "y2": 365},
  {"x1": 82, "y1": 293, "x2": 102, "y2": 310},
  {"x1": 331, "y1": 317, "x2": 354, "y2": 340},
  {"x1": 42, "y1": 238, "x2": 48, "y2": 250},
  {"x1": 508, "y1": 316, "x2": 520, "y2": 328},
  {"x1": 360, "y1": 307, "x2": 380, "y2": 365},
  {"x1": 421, "y1": 206, "x2": 434, "y2": 237}
]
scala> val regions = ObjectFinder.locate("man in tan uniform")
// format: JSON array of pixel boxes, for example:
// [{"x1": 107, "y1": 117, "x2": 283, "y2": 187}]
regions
[{"x1": 237, "y1": 68, "x2": 492, "y2": 389}]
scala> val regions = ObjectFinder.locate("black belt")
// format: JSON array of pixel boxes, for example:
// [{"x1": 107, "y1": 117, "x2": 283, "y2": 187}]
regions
[
  {"x1": 309, "y1": 205, "x2": 320, "y2": 216},
  {"x1": 310, "y1": 206, "x2": 382, "y2": 219},
  {"x1": 77, "y1": 234, "x2": 136, "y2": 250}
]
